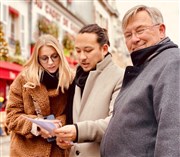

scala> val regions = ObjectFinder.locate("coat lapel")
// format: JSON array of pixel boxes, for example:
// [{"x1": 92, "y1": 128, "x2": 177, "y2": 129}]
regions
[
  {"x1": 73, "y1": 55, "x2": 111, "y2": 119},
  {"x1": 73, "y1": 70, "x2": 100, "y2": 121}
]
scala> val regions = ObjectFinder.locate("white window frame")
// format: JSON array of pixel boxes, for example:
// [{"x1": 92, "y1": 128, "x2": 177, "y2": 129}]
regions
[
  {"x1": 1, "y1": 4, "x2": 8, "y2": 42},
  {"x1": 20, "y1": 14, "x2": 25, "y2": 49}
]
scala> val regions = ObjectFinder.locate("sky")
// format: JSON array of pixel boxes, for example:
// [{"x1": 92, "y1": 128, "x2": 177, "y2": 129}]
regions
[{"x1": 116, "y1": 0, "x2": 180, "y2": 46}]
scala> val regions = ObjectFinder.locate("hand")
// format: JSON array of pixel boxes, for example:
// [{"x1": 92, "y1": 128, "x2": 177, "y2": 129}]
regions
[
  {"x1": 53, "y1": 120, "x2": 62, "y2": 129},
  {"x1": 56, "y1": 139, "x2": 73, "y2": 149},
  {"x1": 39, "y1": 127, "x2": 54, "y2": 139},
  {"x1": 54, "y1": 125, "x2": 77, "y2": 144},
  {"x1": 38, "y1": 119, "x2": 61, "y2": 138}
]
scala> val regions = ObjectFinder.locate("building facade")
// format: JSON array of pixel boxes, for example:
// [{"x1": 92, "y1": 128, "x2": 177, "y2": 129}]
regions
[
  {"x1": 0, "y1": 0, "x2": 130, "y2": 99},
  {"x1": 0, "y1": 0, "x2": 29, "y2": 99}
]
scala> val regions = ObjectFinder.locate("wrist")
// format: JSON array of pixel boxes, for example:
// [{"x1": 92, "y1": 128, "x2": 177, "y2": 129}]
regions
[{"x1": 73, "y1": 123, "x2": 78, "y2": 142}]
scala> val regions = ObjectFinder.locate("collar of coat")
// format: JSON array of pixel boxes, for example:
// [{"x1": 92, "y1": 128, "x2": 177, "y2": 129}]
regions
[{"x1": 130, "y1": 37, "x2": 178, "y2": 67}]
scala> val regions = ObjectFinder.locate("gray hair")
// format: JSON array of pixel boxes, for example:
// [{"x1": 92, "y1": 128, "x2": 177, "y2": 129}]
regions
[{"x1": 122, "y1": 5, "x2": 164, "y2": 31}]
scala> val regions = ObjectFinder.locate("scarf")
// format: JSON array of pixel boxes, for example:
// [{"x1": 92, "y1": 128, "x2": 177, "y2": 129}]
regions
[
  {"x1": 75, "y1": 66, "x2": 90, "y2": 96},
  {"x1": 66, "y1": 66, "x2": 90, "y2": 124},
  {"x1": 131, "y1": 37, "x2": 178, "y2": 66},
  {"x1": 40, "y1": 70, "x2": 59, "y2": 89}
]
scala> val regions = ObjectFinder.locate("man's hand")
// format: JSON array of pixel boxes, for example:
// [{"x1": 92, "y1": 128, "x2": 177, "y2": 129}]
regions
[
  {"x1": 54, "y1": 125, "x2": 77, "y2": 149},
  {"x1": 56, "y1": 139, "x2": 73, "y2": 149}
]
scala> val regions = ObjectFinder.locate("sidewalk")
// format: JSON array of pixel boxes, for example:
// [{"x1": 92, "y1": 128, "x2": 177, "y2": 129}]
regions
[{"x1": 0, "y1": 135, "x2": 10, "y2": 157}]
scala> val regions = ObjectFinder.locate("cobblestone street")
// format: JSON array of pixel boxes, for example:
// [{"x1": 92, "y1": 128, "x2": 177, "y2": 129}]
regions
[{"x1": 0, "y1": 135, "x2": 10, "y2": 157}]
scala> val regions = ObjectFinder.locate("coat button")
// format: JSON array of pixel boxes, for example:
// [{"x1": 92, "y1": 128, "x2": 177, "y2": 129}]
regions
[{"x1": 76, "y1": 150, "x2": 80, "y2": 155}]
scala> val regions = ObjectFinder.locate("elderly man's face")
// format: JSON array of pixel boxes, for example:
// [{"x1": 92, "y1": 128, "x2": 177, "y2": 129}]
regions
[{"x1": 124, "y1": 10, "x2": 165, "y2": 53}]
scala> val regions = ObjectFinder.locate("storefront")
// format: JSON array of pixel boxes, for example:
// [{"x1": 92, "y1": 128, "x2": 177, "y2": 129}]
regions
[
  {"x1": 0, "y1": 61, "x2": 22, "y2": 99},
  {"x1": 0, "y1": 61, "x2": 20, "y2": 136}
]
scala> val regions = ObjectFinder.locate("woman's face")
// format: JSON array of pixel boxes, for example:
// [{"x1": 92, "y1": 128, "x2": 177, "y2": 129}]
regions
[{"x1": 38, "y1": 45, "x2": 60, "y2": 73}]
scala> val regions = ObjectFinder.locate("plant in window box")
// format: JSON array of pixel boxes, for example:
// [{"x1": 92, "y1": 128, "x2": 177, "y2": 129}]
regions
[
  {"x1": 37, "y1": 17, "x2": 59, "y2": 38},
  {"x1": 62, "y1": 33, "x2": 74, "y2": 57},
  {"x1": 49, "y1": 23, "x2": 59, "y2": 38},
  {"x1": 8, "y1": 55, "x2": 26, "y2": 65},
  {"x1": 7, "y1": 40, "x2": 26, "y2": 65}
]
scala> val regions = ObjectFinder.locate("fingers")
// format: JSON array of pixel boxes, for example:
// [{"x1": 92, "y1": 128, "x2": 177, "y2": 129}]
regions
[
  {"x1": 39, "y1": 127, "x2": 54, "y2": 139},
  {"x1": 53, "y1": 125, "x2": 76, "y2": 149},
  {"x1": 43, "y1": 119, "x2": 62, "y2": 129},
  {"x1": 54, "y1": 125, "x2": 76, "y2": 134},
  {"x1": 54, "y1": 121, "x2": 62, "y2": 128},
  {"x1": 54, "y1": 125, "x2": 76, "y2": 145},
  {"x1": 54, "y1": 125, "x2": 72, "y2": 134},
  {"x1": 37, "y1": 119, "x2": 62, "y2": 138},
  {"x1": 56, "y1": 134, "x2": 72, "y2": 142},
  {"x1": 56, "y1": 140, "x2": 73, "y2": 149}
]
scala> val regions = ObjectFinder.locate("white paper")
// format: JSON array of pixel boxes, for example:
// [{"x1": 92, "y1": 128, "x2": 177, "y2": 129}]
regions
[{"x1": 23, "y1": 116, "x2": 56, "y2": 133}]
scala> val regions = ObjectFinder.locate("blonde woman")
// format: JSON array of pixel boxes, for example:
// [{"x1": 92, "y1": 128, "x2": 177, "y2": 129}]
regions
[{"x1": 6, "y1": 34, "x2": 74, "y2": 157}]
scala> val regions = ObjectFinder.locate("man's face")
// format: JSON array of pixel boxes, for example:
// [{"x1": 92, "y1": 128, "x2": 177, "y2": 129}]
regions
[
  {"x1": 124, "y1": 10, "x2": 165, "y2": 53},
  {"x1": 75, "y1": 33, "x2": 108, "y2": 72}
]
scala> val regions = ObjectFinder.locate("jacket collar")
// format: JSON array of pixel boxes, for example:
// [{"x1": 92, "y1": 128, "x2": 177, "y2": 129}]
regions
[
  {"x1": 130, "y1": 37, "x2": 178, "y2": 67},
  {"x1": 96, "y1": 53, "x2": 112, "y2": 71}
]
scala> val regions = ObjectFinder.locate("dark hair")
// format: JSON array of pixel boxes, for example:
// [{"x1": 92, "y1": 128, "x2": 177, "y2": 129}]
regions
[{"x1": 78, "y1": 24, "x2": 110, "y2": 46}]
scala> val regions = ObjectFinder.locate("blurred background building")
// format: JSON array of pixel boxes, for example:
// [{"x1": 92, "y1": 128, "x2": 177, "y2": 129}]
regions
[
  {"x1": 0, "y1": 0, "x2": 129, "y2": 99},
  {"x1": 0, "y1": 0, "x2": 179, "y2": 100}
]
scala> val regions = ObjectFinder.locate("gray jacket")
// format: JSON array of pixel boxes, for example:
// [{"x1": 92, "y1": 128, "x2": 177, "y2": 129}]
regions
[{"x1": 101, "y1": 37, "x2": 180, "y2": 157}]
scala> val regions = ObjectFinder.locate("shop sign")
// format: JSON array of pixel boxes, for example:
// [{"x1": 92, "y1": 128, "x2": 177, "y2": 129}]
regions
[
  {"x1": 34, "y1": 0, "x2": 61, "y2": 22},
  {"x1": 34, "y1": 0, "x2": 79, "y2": 34}
]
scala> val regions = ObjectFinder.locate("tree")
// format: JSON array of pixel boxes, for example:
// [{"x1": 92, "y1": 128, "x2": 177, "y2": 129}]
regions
[{"x1": 0, "y1": 22, "x2": 9, "y2": 61}]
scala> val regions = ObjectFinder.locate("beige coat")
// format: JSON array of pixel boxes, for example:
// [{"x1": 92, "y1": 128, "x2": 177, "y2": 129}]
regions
[
  {"x1": 6, "y1": 74, "x2": 68, "y2": 157},
  {"x1": 70, "y1": 55, "x2": 124, "y2": 157}
]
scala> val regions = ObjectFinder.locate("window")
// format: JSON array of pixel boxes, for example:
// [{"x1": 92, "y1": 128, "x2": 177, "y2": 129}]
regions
[
  {"x1": 8, "y1": 6, "x2": 19, "y2": 46},
  {"x1": 1, "y1": 4, "x2": 8, "y2": 41},
  {"x1": 9, "y1": 13, "x2": 16, "y2": 45},
  {"x1": 20, "y1": 15, "x2": 25, "y2": 49}
]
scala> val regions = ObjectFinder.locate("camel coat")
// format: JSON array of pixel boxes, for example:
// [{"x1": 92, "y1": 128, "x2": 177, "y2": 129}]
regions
[
  {"x1": 6, "y1": 74, "x2": 68, "y2": 157},
  {"x1": 69, "y1": 55, "x2": 124, "y2": 157}
]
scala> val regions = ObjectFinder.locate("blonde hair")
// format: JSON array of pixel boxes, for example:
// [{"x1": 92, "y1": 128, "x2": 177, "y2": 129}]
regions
[
  {"x1": 122, "y1": 5, "x2": 164, "y2": 31},
  {"x1": 22, "y1": 34, "x2": 74, "y2": 93}
]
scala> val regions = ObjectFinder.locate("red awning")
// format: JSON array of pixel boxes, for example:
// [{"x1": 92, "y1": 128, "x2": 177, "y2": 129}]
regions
[
  {"x1": 9, "y1": 6, "x2": 19, "y2": 17},
  {"x1": 0, "y1": 61, "x2": 22, "y2": 80},
  {"x1": 66, "y1": 56, "x2": 78, "y2": 68}
]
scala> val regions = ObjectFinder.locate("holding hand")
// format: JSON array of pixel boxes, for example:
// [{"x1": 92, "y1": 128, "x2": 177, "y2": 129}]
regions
[
  {"x1": 54, "y1": 125, "x2": 77, "y2": 149},
  {"x1": 36, "y1": 119, "x2": 62, "y2": 139},
  {"x1": 38, "y1": 127, "x2": 53, "y2": 139}
]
